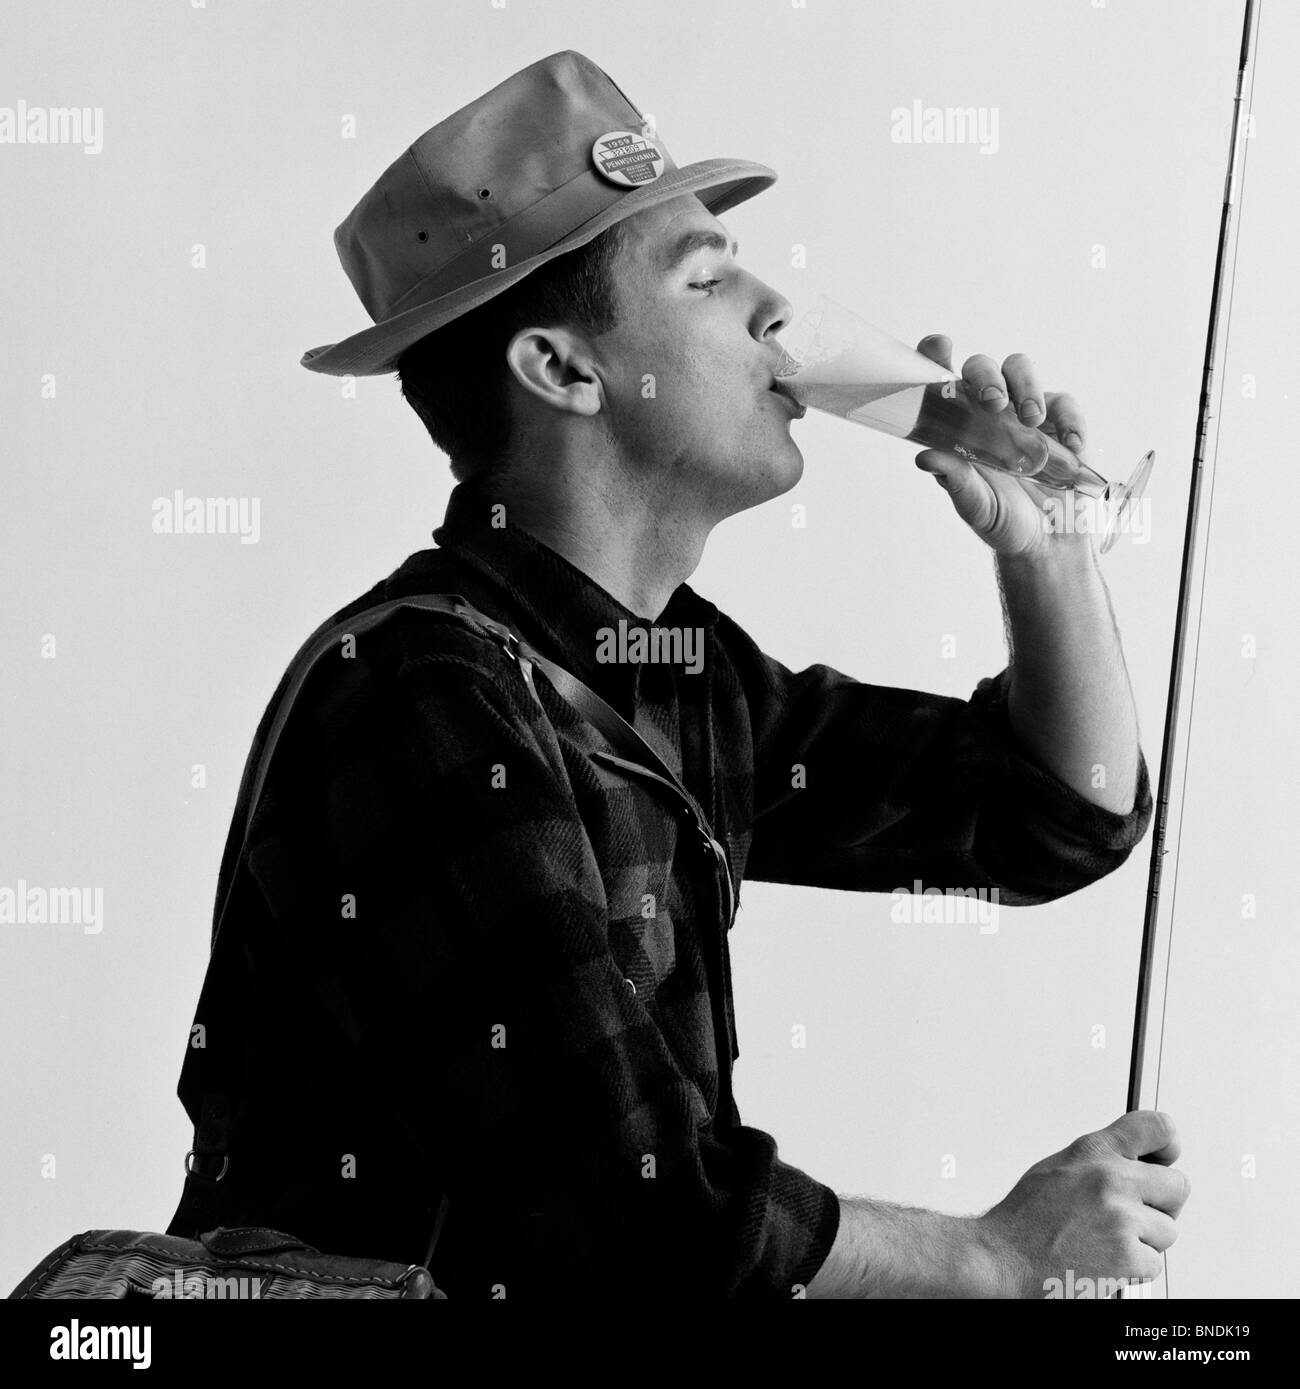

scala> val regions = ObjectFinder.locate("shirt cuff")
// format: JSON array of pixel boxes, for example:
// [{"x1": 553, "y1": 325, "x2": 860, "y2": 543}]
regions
[{"x1": 965, "y1": 667, "x2": 1155, "y2": 895}]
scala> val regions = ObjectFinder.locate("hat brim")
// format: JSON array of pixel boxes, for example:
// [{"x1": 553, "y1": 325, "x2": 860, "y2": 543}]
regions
[{"x1": 298, "y1": 157, "x2": 777, "y2": 377}]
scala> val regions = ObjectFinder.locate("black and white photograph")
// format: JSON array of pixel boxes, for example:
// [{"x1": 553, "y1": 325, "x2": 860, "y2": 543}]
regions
[{"x1": 1, "y1": 0, "x2": 1292, "y2": 1364}]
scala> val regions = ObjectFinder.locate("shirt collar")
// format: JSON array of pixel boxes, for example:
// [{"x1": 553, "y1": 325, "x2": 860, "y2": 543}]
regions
[{"x1": 420, "y1": 481, "x2": 719, "y2": 701}]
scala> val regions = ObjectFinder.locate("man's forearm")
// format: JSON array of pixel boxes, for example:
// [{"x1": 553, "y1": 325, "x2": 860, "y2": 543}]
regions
[
  {"x1": 994, "y1": 532, "x2": 1139, "y2": 814},
  {"x1": 803, "y1": 1196, "x2": 1003, "y2": 1298}
]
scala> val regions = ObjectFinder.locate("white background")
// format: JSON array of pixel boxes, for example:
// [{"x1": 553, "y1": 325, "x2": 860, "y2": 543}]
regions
[{"x1": 2, "y1": 0, "x2": 1295, "y2": 1297}]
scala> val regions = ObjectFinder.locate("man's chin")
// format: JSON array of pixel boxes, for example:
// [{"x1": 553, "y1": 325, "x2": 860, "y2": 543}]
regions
[
  {"x1": 713, "y1": 442, "x2": 804, "y2": 521},
  {"x1": 775, "y1": 439, "x2": 805, "y2": 494},
  {"x1": 759, "y1": 439, "x2": 806, "y2": 502}
]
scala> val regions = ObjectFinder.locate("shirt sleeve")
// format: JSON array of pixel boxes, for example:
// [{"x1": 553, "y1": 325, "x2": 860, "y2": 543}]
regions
[
  {"x1": 265, "y1": 613, "x2": 840, "y2": 1300},
  {"x1": 722, "y1": 617, "x2": 1153, "y2": 905}
]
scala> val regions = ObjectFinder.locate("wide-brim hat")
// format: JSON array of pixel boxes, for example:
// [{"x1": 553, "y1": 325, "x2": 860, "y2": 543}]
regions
[{"x1": 299, "y1": 50, "x2": 776, "y2": 376}]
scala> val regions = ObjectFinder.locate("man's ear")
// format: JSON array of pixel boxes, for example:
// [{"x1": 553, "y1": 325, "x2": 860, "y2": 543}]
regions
[{"x1": 505, "y1": 326, "x2": 603, "y2": 418}]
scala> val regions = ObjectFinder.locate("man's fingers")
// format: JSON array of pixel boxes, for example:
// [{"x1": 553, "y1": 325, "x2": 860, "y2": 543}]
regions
[
  {"x1": 1136, "y1": 1208, "x2": 1180, "y2": 1255},
  {"x1": 960, "y1": 352, "x2": 1007, "y2": 412},
  {"x1": 1043, "y1": 390, "x2": 1087, "y2": 455},
  {"x1": 916, "y1": 334, "x2": 953, "y2": 371},
  {"x1": 1135, "y1": 1162, "x2": 1192, "y2": 1219},
  {"x1": 1001, "y1": 352, "x2": 1044, "y2": 426},
  {"x1": 940, "y1": 347, "x2": 1073, "y2": 443},
  {"x1": 1129, "y1": 1244, "x2": 1167, "y2": 1284}
]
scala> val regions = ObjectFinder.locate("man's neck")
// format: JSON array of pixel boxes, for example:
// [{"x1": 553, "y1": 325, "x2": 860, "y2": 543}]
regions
[{"x1": 489, "y1": 456, "x2": 711, "y2": 621}]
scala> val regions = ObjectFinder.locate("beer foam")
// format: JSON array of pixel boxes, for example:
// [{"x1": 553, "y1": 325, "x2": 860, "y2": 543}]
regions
[{"x1": 774, "y1": 301, "x2": 952, "y2": 432}]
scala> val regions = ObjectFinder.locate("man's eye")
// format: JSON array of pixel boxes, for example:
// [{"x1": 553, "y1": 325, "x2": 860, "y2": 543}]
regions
[{"x1": 690, "y1": 279, "x2": 721, "y2": 293}]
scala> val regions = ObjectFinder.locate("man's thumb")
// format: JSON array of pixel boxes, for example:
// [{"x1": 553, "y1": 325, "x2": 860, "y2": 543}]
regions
[
  {"x1": 1099, "y1": 1110, "x2": 1181, "y2": 1164},
  {"x1": 915, "y1": 450, "x2": 957, "y2": 489}
]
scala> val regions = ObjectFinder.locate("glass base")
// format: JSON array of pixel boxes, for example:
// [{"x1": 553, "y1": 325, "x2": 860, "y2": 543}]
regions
[{"x1": 1100, "y1": 450, "x2": 1156, "y2": 554}]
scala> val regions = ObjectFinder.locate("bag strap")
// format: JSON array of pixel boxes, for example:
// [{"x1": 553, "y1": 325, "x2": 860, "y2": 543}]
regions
[
  {"x1": 171, "y1": 591, "x2": 736, "y2": 1265},
  {"x1": 242, "y1": 594, "x2": 734, "y2": 901}
]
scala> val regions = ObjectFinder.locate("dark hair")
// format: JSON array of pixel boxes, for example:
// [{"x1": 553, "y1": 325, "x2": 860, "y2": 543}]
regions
[{"x1": 396, "y1": 221, "x2": 626, "y2": 483}]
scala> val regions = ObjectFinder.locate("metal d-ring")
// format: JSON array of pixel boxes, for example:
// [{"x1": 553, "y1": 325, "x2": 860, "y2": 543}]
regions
[{"x1": 184, "y1": 1150, "x2": 229, "y2": 1182}]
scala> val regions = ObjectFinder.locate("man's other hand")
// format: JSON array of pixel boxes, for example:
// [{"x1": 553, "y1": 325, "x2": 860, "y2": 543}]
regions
[{"x1": 972, "y1": 1110, "x2": 1190, "y2": 1297}]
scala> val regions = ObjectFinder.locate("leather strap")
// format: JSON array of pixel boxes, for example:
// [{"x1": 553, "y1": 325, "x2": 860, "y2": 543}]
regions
[
  {"x1": 240, "y1": 593, "x2": 736, "y2": 931},
  {"x1": 439, "y1": 597, "x2": 737, "y2": 928},
  {"x1": 173, "y1": 590, "x2": 736, "y2": 1265}
]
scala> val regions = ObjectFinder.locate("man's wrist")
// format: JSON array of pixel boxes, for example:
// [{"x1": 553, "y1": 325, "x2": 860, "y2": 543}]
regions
[
  {"x1": 955, "y1": 1214, "x2": 1033, "y2": 1298},
  {"x1": 805, "y1": 1199, "x2": 1023, "y2": 1298},
  {"x1": 995, "y1": 526, "x2": 1095, "y2": 580}
]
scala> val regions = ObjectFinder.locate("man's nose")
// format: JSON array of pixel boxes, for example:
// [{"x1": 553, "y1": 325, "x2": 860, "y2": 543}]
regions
[{"x1": 753, "y1": 277, "x2": 795, "y2": 341}]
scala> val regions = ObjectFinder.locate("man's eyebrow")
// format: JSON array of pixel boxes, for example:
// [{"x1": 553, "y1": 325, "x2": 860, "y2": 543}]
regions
[{"x1": 659, "y1": 229, "x2": 739, "y2": 271}]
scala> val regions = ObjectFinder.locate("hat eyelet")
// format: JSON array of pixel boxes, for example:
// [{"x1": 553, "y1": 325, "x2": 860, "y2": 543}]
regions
[
  {"x1": 477, "y1": 187, "x2": 492, "y2": 200},
  {"x1": 416, "y1": 229, "x2": 429, "y2": 242}
]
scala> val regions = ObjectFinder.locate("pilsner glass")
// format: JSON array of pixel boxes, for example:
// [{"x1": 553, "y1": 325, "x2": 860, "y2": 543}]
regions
[{"x1": 774, "y1": 294, "x2": 1154, "y2": 553}]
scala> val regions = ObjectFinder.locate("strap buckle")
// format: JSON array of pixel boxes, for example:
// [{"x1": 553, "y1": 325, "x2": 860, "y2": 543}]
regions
[
  {"x1": 478, "y1": 621, "x2": 543, "y2": 706},
  {"x1": 455, "y1": 602, "x2": 525, "y2": 665},
  {"x1": 184, "y1": 1150, "x2": 229, "y2": 1182}
]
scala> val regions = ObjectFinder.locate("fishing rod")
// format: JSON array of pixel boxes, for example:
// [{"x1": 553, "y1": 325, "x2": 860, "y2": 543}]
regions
[{"x1": 1126, "y1": 0, "x2": 1262, "y2": 1116}]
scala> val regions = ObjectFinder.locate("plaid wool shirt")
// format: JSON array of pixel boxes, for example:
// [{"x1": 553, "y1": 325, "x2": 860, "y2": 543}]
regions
[{"x1": 176, "y1": 481, "x2": 1153, "y2": 1301}]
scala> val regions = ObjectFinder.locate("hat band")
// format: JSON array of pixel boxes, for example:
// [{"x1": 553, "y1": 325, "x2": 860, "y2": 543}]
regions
[{"x1": 382, "y1": 163, "x2": 645, "y2": 321}]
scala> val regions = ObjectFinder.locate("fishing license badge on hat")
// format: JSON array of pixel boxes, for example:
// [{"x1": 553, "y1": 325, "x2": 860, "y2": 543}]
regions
[{"x1": 590, "y1": 129, "x2": 666, "y2": 186}]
